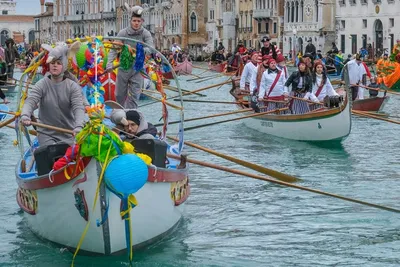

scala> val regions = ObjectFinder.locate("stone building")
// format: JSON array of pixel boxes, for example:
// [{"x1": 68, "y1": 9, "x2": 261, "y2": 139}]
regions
[
  {"x1": 283, "y1": 0, "x2": 335, "y2": 58},
  {"x1": 34, "y1": 1, "x2": 54, "y2": 44},
  {"x1": 336, "y1": 0, "x2": 400, "y2": 57},
  {"x1": 187, "y1": 0, "x2": 208, "y2": 57},
  {"x1": 53, "y1": 0, "x2": 117, "y2": 42},
  {"x1": 237, "y1": 0, "x2": 254, "y2": 49},
  {"x1": 0, "y1": 0, "x2": 35, "y2": 45}
]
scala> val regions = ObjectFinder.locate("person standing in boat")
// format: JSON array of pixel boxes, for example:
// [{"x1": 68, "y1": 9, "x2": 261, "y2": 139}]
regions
[
  {"x1": 239, "y1": 52, "x2": 258, "y2": 92},
  {"x1": 4, "y1": 38, "x2": 19, "y2": 81},
  {"x1": 258, "y1": 58, "x2": 288, "y2": 112},
  {"x1": 0, "y1": 56, "x2": 9, "y2": 104},
  {"x1": 305, "y1": 60, "x2": 338, "y2": 103},
  {"x1": 343, "y1": 54, "x2": 365, "y2": 101},
  {"x1": 305, "y1": 38, "x2": 316, "y2": 59},
  {"x1": 285, "y1": 60, "x2": 313, "y2": 114},
  {"x1": 106, "y1": 4, "x2": 154, "y2": 109},
  {"x1": 260, "y1": 36, "x2": 281, "y2": 60},
  {"x1": 20, "y1": 44, "x2": 85, "y2": 146}
]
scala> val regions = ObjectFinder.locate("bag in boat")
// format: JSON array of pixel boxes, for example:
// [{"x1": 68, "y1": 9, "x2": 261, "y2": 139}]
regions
[{"x1": 324, "y1": 95, "x2": 344, "y2": 108}]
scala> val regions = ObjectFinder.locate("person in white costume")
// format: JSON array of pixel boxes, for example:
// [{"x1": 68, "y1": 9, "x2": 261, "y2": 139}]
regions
[
  {"x1": 239, "y1": 52, "x2": 258, "y2": 91},
  {"x1": 342, "y1": 54, "x2": 365, "y2": 101},
  {"x1": 258, "y1": 58, "x2": 288, "y2": 111},
  {"x1": 305, "y1": 60, "x2": 338, "y2": 102},
  {"x1": 171, "y1": 43, "x2": 181, "y2": 54}
]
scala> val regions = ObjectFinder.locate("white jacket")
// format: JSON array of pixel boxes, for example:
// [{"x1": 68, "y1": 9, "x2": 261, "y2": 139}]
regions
[
  {"x1": 306, "y1": 75, "x2": 338, "y2": 102},
  {"x1": 258, "y1": 69, "x2": 288, "y2": 98},
  {"x1": 240, "y1": 61, "x2": 257, "y2": 89}
]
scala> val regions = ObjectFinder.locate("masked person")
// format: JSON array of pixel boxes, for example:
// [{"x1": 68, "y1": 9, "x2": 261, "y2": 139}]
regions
[{"x1": 106, "y1": 5, "x2": 154, "y2": 109}]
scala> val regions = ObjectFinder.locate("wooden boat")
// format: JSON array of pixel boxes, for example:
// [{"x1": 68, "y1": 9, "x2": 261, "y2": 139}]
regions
[
  {"x1": 230, "y1": 81, "x2": 351, "y2": 142},
  {"x1": 14, "y1": 37, "x2": 189, "y2": 261},
  {"x1": 16, "y1": 140, "x2": 189, "y2": 255},
  {"x1": 0, "y1": 103, "x2": 8, "y2": 121},
  {"x1": 353, "y1": 96, "x2": 389, "y2": 112},
  {"x1": 208, "y1": 62, "x2": 226, "y2": 73},
  {"x1": 174, "y1": 58, "x2": 192, "y2": 75}
]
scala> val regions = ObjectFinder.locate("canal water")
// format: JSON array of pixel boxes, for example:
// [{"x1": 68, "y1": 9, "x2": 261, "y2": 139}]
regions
[{"x1": 1, "y1": 66, "x2": 400, "y2": 266}]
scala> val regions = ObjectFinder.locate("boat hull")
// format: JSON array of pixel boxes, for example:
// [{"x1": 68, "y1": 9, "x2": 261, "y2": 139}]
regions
[
  {"x1": 208, "y1": 62, "x2": 226, "y2": 72},
  {"x1": 352, "y1": 96, "x2": 388, "y2": 112},
  {"x1": 175, "y1": 59, "x2": 192, "y2": 75},
  {"x1": 16, "y1": 155, "x2": 189, "y2": 255}
]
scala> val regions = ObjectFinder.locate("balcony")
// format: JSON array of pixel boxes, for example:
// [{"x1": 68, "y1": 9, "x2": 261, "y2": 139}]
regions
[
  {"x1": 253, "y1": 9, "x2": 273, "y2": 19},
  {"x1": 161, "y1": 0, "x2": 172, "y2": 9},
  {"x1": 65, "y1": 14, "x2": 84, "y2": 21},
  {"x1": 83, "y1": 13, "x2": 102, "y2": 21},
  {"x1": 101, "y1": 11, "x2": 116, "y2": 20}
]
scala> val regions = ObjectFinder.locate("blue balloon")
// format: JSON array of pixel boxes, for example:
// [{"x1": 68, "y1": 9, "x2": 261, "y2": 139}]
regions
[{"x1": 105, "y1": 154, "x2": 148, "y2": 195}]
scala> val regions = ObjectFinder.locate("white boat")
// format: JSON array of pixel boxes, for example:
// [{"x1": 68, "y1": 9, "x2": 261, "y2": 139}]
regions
[
  {"x1": 16, "y1": 140, "x2": 189, "y2": 254},
  {"x1": 230, "y1": 81, "x2": 352, "y2": 142}
]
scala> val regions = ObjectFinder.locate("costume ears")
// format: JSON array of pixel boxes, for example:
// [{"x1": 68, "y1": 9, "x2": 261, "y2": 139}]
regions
[{"x1": 68, "y1": 41, "x2": 81, "y2": 58}]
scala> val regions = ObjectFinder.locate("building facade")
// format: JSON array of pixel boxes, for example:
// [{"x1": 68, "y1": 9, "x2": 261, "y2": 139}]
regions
[
  {"x1": 162, "y1": 0, "x2": 185, "y2": 50},
  {"x1": 53, "y1": 0, "x2": 116, "y2": 42},
  {"x1": 0, "y1": 0, "x2": 35, "y2": 45},
  {"x1": 187, "y1": 0, "x2": 208, "y2": 57},
  {"x1": 238, "y1": 0, "x2": 254, "y2": 49},
  {"x1": 205, "y1": 0, "x2": 222, "y2": 52},
  {"x1": 34, "y1": 1, "x2": 54, "y2": 44},
  {"x1": 253, "y1": 0, "x2": 285, "y2": 50},
  {"x1": 335, "y1": 0, "x2": 400, "y2": 57},
  {"x1": 283, "y1": 0, "x2": 335, "y2": 58}
]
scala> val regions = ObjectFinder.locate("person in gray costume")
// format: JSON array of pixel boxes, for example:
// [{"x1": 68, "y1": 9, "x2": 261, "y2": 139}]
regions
[
  {"x1": 21, "y1": 44, "x2": 85, "y2": 146},
  {"x1": 106, "y1": 4, "x2": 154, "y2": 109}
]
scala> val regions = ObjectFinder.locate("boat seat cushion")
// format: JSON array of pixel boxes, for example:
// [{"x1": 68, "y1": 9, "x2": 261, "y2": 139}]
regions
[{"x1": 130, "y1": 139, "x2": 167, "y2": 168}]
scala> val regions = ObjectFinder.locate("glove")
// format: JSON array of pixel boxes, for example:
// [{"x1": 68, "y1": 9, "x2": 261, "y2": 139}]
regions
[{"x1": 20, "y1": 115, "x2": 31, "y2": 126}]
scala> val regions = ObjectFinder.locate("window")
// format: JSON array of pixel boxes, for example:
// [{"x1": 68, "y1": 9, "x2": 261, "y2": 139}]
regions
[
  {"x1": 341, "y1": 20, "x2": 346, "y2": 29},
  {"x1": 362, "y1": 19, "x2": 367, "y2": 28},
  {"x1": 340, "y1": 34, "x2": 345, "y2": 53},
  {"x1": 244, "y1": 40, "x2": 247, "y2": 47},
  {"x1": 258, "y1": 21, "x2": 261, "y2": 33},
  {"x1": 361, "y1": 0, "x2": 367, "y2": 4},
  {"x1": 249, "y1": 40, "x2": 252, "y2": 48},
  {"x1": 190, "y1": 12, "x2": 197, "y2": 32},
  {"x1": 350, "y1": 0, "x2": 356, "y2": 5},
  {"x1": 210, "y1": 10, "x2": 214, "y2": 20},
  {"x1": 351, "y1": 34, "x2": 357, "y2": 54},
  {"x1": 2, "y1": 10, "x2": 8, "y2": 15},
  {"x1": 265, "y1": 22, "x2": 269, "y2": 33},
  {"x1": 389, "y1": 18, "x2": 394, "y2": 27},
  {"x1": 273, "y1": 22, "x2": 277, "y2": 34},
  {"x1": 390, "y1": 34, "x2": 394, "y2": 52},
  {"x1": 339, "y1": 0, "x2": 345, "y2": 5},
  {"x1": 362, "y1": 34, "x2": 367, "y2": 48}
]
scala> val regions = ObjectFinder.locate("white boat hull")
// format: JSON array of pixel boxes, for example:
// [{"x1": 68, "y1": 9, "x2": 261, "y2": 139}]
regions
[{"x1": 17, "y1": 158, "x2": 189, "y2": 254}]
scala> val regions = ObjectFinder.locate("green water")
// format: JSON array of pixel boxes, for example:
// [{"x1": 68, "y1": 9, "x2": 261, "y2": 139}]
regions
[{"x1": 1, "y1": 68, "x2": 400, "y2": 266}]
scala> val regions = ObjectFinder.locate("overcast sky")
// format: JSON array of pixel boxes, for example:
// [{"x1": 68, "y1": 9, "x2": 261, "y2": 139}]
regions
[{"x1": 15, "y1": 0, "x2": 41, "y2": 15}]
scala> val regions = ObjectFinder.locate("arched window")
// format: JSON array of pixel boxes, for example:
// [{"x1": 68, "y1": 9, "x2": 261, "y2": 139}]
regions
[{"x1": 190, "y1": 12, "x2": 197, "y2": 32}]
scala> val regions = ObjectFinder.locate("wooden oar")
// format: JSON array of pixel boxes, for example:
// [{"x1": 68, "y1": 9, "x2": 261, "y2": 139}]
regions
[
  {"x1": 289, "y1": 96, "x2": 325, "y2": 106},
  {"x1": 140, "y1": 91, "x2": 183, "y2": 110},
  {"x1": 167, "y1": 153, "x2": 400, "y2": 213},
  {"x1": 173, "y1": 99, "x2": 246, "y2": 105},
  {"x1": 167, "y1": 137, "x2": 299, "y2": 183},
  {"x1": 352, "y1": 110, "x2": 400, "y2": 125},
  {"x1": 351, "y1": 83, "x2": 400, "y2": 96},
  {"x1": 30, "y1": 121, "x2": 74, "y2": 135},
  {"x1": 184, "y1": 108, "x2": 288, "y2": 131},
  {"x1": 0, "y1": 109, "x2": 16, "y2": 115},
  {"x1": 155, "y1": 108, "x2": 253, "y2": 127},
  {"x1": 187, "y1": 73, "x2": 219, "y2": 82},
  {"x1": 139, "y1": 80, "x2": 233, "y2": 108},
  {"x1": 164, "y1": 85, "x2": 207, "y2": 97},
  {"x1": 0, "y1": 116, "x2": 16, "y2": 128}
]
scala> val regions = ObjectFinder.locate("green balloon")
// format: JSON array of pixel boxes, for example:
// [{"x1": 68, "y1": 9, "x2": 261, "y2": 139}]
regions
[{"x1": 76, "y1": 43, "x2": 88, "y2": 69}]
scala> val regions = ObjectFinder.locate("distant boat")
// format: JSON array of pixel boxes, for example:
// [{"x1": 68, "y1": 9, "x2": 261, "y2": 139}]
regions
[{"x1": 175, "y1": 58, "x2": 192, "y2": 75}]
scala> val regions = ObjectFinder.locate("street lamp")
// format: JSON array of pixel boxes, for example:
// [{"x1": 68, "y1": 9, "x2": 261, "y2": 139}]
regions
[{"x1": 292, "y1": 28, "x2": 297, "y2": 66}]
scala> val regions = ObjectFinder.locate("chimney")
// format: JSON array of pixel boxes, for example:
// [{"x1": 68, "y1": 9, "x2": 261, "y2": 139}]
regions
[{"x1": 40, "y1": 0, "x2": 45, "y2": 13}]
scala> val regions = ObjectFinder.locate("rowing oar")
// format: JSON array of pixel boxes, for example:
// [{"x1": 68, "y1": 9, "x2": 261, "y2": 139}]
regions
[
  {"x1": 167, "y1": 153, "x2": 400, "y2": 213},
  {"x1": 155, "y1": 108, "x2": 253, "y2": 127},
  {"x1": 139, "y1": 80, "x2": 233, "y2": 108},
  {"x1": 187, "y1": 73, "x2": 218, "y2": 82},
  {"x1": 350, "y1": 83, "x2": 400, "y2": 96},
  {"x1": 164, "y1": 85, "x2": 207, "y2": 97},
  {"x1": 352, "y1": 110, "x2": 400, "y2": 125},
  {"x1": 0, "y1": 116, "x2": 16, "y2": 128},
  {"x1": 172, "y1": 99, "x2": 246, "y2": 105},
  {"x1": 288, "y1": 96, "x2": 325, "y2": 106},
  {"x1": 0, "y1": 109, "x2": 16, "y2": 115},
  {"x1": 184, "y1": 108, "x2": 288, "y2": 131},
  {"x1": 28, "y1": 121, "x2": 74, "y2": 135},
  {"x1": 140, "y1": 91, "x2": 183, "y2": 110},
  {"x1": 167, "y1": 137, "x2": 299, "y2": 183}
]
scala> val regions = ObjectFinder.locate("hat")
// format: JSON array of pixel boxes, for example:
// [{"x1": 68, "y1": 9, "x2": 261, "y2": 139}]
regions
[
  {"x1": 303, "y1": 53, "x2": 313, "y2": 60},
  {"x1": 261, "y1": 36, "x2": 270, "y2": 42},
  {"x1": 126, "y1": 110, "x2": 141, "y2": 126},
  {"x1": 276, "y1": 54, "x2": 285, "y2": 63},
  {"x1": 308, "y1": 38, "x2": 312, "y2": 43},
  {"x1": 297, "y1": 59, "x2": 306, "y2": 67},
  {"x1": 313, "y1": 59, "x2": 324, "y2": 69},
  {"x1": 124, "y1": 3, "x2": 144, "y2": 18},
  {"x1": 262, "y1": 54, "x2": 271, "y2": 61},
  {"x1": 267, "y1": 58, "x2": 276, "y2": 65},
  {"x1": 355, "y1": 53, "x2": 361, "y2": 61}
]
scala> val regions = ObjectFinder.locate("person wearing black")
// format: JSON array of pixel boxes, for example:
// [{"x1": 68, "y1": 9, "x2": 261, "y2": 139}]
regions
[
  {"x1": 4, "y1": 38, "x2": 19, "y2": 80},
  {"x1": 284, "y1": 60, "x2": 313, "y2": 114},
  {"x1": 331, "y1": 42, "x2": 339, "y2": 54},
  {"x1": 260, "y1": 36, "x2": 281, "y2": 60},
  {"x1": 217, "y1": 42, "x2": 225, "y2": 52},
  {"x1": 305, "y1": 38, "x2": 316, "y2": 59},
  {"x1": 215, "y1": 50, "x2": 225, "y2": 63}
]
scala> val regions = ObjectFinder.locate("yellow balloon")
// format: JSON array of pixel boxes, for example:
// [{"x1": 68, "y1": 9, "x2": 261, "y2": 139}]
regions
[
  {"x1": 123, "y1": 142, "x2": 135, "y2": 154},
  {"x1": 137, "y1": 153, "x2": 152, "y2": 165}
]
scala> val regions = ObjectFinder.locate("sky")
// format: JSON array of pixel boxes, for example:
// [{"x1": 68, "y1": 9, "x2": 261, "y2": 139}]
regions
[{"x1": 15, "y1": 0, "x2": 42, "y2": 15}]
